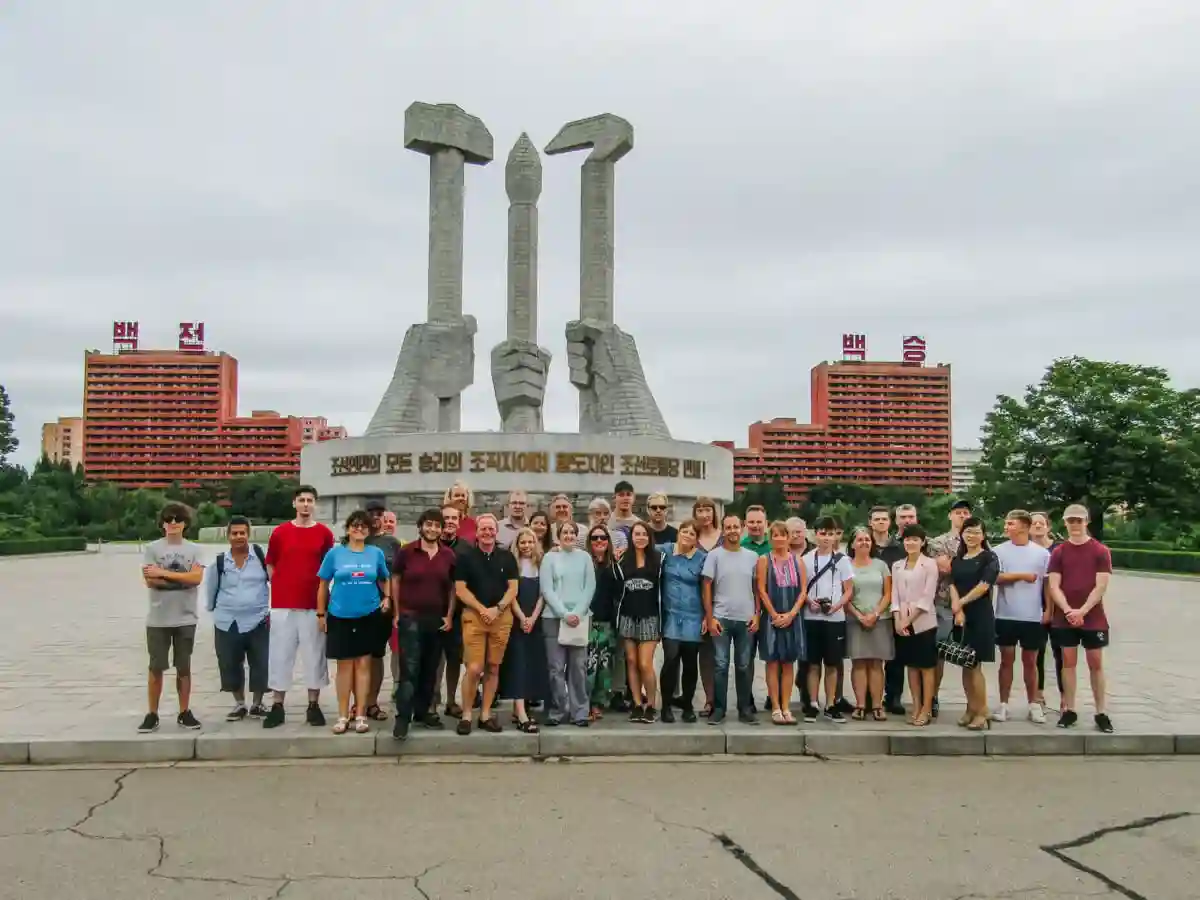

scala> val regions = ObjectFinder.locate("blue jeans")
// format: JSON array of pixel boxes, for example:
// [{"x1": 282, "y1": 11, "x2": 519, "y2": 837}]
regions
[{"x1": 712, "y1": 617, "x2": 755, "y2": 716}]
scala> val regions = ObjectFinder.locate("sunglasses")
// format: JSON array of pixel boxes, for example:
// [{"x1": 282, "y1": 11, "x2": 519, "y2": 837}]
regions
[
  {"x1": 648, "y1": 505, "x2": 667, "y2": 511},
  {"x1": 162, "y1": 516, "x2": 185, "y2": 525},
  {"x1": 589, "y1": 535, "x2": 609, "y2": 542}
]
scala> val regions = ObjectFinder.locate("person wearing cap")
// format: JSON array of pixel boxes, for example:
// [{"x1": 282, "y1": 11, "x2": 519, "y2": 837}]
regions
[
  {"x1": 1047, "y1": 504, "x2": 1114, "y2": 733},
  {"x1": 928, "y1": 499, "x2": 973, "y2": 717}
]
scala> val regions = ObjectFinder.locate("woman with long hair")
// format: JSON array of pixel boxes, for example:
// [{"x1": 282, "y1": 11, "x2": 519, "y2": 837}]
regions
[
  {"x1": 444, "y1": 481, "x2": 477, "y2": 545},
  {"x1": 316, "y1": 510, "x2": 391, "y2": 735},
  {"x1": 755, "y1": 521, "x2": 808, "y2": 724},
  {"x1": 540, "y1": 520, "x2": 595, "y2": 727},
  {"x1": 529, "y1": 511, "x2": 553, "y2": 555},
  {"x1": 951, "y1": 517, "x2": 1000, "y2": 730},
  {"x1": 845, "y1": 526, "x2": 894, "y2": 721},
  {"x1": 585, "y1": 524, "x2": 620, "y2": 721},
  {"x1": 658, "y1": 520, "x2": 708, "y2": 723},
  {"x1": 617, "y1": 521, "x2": 664, "y2": 723},
  {"x1": 891, "y1": 524, "x2": 939, "y2": 726},
  {"x1": 498, "y1": 528, "x2": 550, "y2": 732},
  {"x1": 691, "y1": 498, "x2": 720, "y2": 716}
]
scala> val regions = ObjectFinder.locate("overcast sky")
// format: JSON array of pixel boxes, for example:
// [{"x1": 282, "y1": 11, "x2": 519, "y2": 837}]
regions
[{"x1": 3, "y1": 2, "x2": 1199, "y2": 466}]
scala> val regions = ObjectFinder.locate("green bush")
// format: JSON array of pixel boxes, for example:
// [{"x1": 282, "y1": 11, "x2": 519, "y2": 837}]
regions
[
  {"x1": 0, "y1": 536, "x2": 87, "y2": 556},
  {"x1": 1107, "y1": 540, "x2": 1174, "y2": 551},
  {"x1": 1109, "y1": 548, "x2": 1200, "y2": 574}
]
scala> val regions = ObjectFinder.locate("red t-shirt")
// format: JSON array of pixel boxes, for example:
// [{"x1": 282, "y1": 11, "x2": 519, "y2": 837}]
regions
[
  {"x1": 1048, "y1": 538, "x2": 1112, "y2": 631},
  {"x1": 266, "y1": 521, "x2": 335, "y2": 610},
  {"x1": 456, "y1": 516, "x2": 477, "y2": 546}
]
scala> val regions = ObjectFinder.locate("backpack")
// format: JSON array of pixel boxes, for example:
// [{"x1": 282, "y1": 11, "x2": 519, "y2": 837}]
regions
[{"x1": 215, "y1": 544, "x2": 268, "y2": 593}]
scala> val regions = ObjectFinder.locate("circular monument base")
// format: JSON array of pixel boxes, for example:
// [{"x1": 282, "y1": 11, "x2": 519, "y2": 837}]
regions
[{"x1": 301, "y1": 432, "x2": 734, "y2": 526}]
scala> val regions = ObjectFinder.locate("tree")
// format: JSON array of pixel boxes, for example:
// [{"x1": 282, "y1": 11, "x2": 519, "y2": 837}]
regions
[
  {"x1": 0, "y1": 384, "x2": 16, "y2": 466},
  {"x1": 974, "y1": 357, "x2": 1200, "y2": 536}
]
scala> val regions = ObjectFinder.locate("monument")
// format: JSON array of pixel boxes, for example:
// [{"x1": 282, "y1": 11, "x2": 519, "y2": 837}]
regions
[{"x1": 305, "y1": 102, "x2": 732, "y2": 526}]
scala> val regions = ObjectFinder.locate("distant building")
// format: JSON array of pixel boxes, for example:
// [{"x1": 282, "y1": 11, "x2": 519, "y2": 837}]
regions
[
  {"x1": 719, "y1": 359, "x2": 952, "y2": 506},
  {"x1": 952, "y1": 446, "x2": 983, "y2": 494},
  {"x1": 82, "y1": 348, "x2": 313, "y2": 489},
  {"x1": 41, "y1": 416, "x2": 83, "y2": 468},
  {"x1": 297, "y1": 416, "x2": 347, "y2": 444}
]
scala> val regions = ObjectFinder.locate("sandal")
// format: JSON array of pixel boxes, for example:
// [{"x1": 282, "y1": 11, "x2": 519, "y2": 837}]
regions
[
  {"x1": 910, "y1": 713, "x2": 931, "y2": 727},
  {"x1": 851, "y1": 707, "x2": 866, "y2": 721},
  {"x1": 872, "y1": 708, "x2": 888, "y2": 722},
  {"x1": 589, "y1": 706, "x2": 604, "y2": 721},
  {"x1": 965, "y1": 717, "x2": 991, "y2": 731},
  {"x1": 516, "y1": 718, "x2": 540, "y2": 734},
  {"x1": 332, "y1": 717, "x2": 349, "y2": 735},
  {"x1": 364, "y1": 705, "x2": 388, "y2": 721},
  {"x1": 354, "y1": 716, "x2": 369, "y2": 734},
  {"x1": 958, "y1": 712, "x2": 973, "y2": 727},
  {"x1": 771, "y1": 708, "x2": 785, "y2": 725},
  {"x1": 781, "y1": 710, "x2": 797, "y2": 725}
]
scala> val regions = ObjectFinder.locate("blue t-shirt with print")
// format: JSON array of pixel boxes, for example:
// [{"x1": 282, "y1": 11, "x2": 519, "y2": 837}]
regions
[{"x1": 317, "y1": 544, "x2": 389, "y2": 619}]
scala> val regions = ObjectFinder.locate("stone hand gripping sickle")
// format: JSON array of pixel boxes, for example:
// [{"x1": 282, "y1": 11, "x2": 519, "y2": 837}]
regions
[
  {"x1": 491, "y1": 133, "x2": 552, "y2": 433},
  {"x1": 545, "y1": 115, "x2": 671, "y2": 439},
  {"x1": 366, "y1": 102, "x2": 493, "y2": 435}
]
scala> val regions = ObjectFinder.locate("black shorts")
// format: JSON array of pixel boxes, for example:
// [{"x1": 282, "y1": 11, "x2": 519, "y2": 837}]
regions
[
  {"x1": 327, "y1": 610, "x2": 391, "y2": 661},
  {"x1": 1050, "y1": 627, "x2": 1110, "y2": 650},
  {"x1": 804, "y1": 619, "x2": 846, "y2": 666},
  {"x1": 995, "y1": 619, "x2": 1047, "y2": 652}
]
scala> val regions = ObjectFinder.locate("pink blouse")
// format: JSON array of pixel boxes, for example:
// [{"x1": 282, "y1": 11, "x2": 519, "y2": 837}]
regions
[{"x1": 890, "y1": 556, "x2": 939, "y2": 634}]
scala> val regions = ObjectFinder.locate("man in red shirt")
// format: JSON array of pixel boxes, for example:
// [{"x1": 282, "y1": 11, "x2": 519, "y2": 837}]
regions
[
  {"x1": 263, "y1": 485, "x2": 335, "y2": 729},
  {"x1": 1047, "y1": 504, "x2": 1114, "y2": 733},
  {"x1": 390, "y1": 509, "x2": 458, "y2": 740}
]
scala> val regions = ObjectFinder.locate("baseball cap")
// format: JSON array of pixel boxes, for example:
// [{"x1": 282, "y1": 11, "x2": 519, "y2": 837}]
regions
[
  {"x1": 950, "y1": 499, "x2": 972, "y2": 512},
  {"x1": 365, "y1": 499, "x2": 387, "y2": 513},
  {"x1": 1063, "y1": 504, "x2": 1089, "y2": 520}
]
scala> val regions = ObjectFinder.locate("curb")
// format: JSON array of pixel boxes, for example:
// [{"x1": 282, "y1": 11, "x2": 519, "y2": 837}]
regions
[{"x1": 4, "y1": 730, "x2": 1193, "y2": 766}]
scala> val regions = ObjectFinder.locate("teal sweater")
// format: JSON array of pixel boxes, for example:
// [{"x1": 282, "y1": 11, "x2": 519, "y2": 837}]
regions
[{"x1": 539, "y1": 548, "x2": 596, "y2": 619}]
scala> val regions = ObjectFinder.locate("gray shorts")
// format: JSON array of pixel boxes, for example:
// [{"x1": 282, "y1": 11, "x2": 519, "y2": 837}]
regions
[
  {"x1": 936, "y1": 605, "x2": 954, "y2": 642},
  {"x1": 147, "y1": 625, "x2": 196, "y2": 675}
]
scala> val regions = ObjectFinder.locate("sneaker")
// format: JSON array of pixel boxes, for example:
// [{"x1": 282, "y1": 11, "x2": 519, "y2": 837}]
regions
[
  {"x1": 225, "y1": 705, "x2": 248, "y2": 722},
  {"x1": 1057, "y1": 709, "x2": 1079, "y2": 729},
  {"x1": 708, "y1": 709, "x2": 726, "y2": 725},
  {"x1": 137, "y1": 712, "x2": 159, "y2": 733},
  {"x1": 834, "y1": 698, "x2": 855, "y2": 715},
  {"x1": 629, "y1": 704, "x2": 646, "y2": 724},
  {"x1": 248, "y1": 704, "x2": 268, "y2": 718},
  {"x1": 802, "y1": 704, "x2": 819, "y2": 723},
  {"x1": 1029, "y1": 703, "x2": 1046, "y2": 725},
  {"x1": 642, "y1": 706, "x2": 658, "y2": 724},
  {"x1": 991, "y1": 703, "x2": 1009, "y2": 723},
  {"x1": 177, "y1": 710, "x2": 202, "y2": 730},
  {"x1": 682, "y1": 708, "x2": 698, "y2": 724},
  {"x1": 305, "y1": 702, "x2": 325, "y2": 727},
  {"x1": 421, "y1": 713, "x2": 444, "y2": 729},
  {"x1": 1094, "y1": 713, "x2": 1114, "y2": 734},
  {"x1": 660, "y1": 705, "x2": 675, "y2": 724},
  {"x1": 393, "y1": 714, "x2": 410, "y2": 742},
  {"x1": 262, "y1": 703, "x2": 285, "y2": 729},
  {"x1": 738, "y1": 711, "x2": 759, "y2": 726},
  {"x1": 825, "y1": 707, "x2": 846, "y2": 724}
]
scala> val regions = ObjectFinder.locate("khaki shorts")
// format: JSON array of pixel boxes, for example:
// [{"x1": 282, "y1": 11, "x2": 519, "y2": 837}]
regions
[
  {"x1": 460, "y1": 607, "x2": 513, "y2": 668},
  {"x1": 147, "y1": 625, "x2": 196, "y2": 675}
]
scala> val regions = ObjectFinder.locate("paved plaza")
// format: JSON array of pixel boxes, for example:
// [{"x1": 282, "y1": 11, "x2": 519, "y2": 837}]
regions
[
  {"x1": 2, "y1": 545, "x2": 1198, "y2": 763},
  {"x1": 2, "y1": 757, "x2": 1199, "y2": 898}
]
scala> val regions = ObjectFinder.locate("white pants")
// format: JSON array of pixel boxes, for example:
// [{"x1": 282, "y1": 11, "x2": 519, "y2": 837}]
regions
[{"x1": 268, "y1": 609, "x2": 329, "y2": 692}]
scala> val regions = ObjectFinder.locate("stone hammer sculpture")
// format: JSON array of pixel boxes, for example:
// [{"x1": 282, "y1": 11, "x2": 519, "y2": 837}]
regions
[{"x1": 367, "y1": 102, "x2": 492, "y2": 435}]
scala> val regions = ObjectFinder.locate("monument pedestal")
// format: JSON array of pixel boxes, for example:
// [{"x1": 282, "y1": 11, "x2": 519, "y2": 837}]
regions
[{"x1": 301, "y1": 432, "x2": 733, "y2": 526}]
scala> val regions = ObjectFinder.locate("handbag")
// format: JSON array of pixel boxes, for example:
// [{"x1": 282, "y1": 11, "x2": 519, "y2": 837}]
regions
[
  {"x1": 557, "y1": 614, "x2": 590, "y2": 647},
  {"x1": 937, "y1": 625, "x2": 978, "y2": 669}
]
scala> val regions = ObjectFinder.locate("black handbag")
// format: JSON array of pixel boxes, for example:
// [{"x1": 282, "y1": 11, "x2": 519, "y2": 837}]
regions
[{"x1": 937, "y1": 625, "x2": 978, "y2": 669}]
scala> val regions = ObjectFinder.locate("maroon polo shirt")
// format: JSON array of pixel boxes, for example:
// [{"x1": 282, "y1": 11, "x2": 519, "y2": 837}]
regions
[
  {"x1": 392, "y1": 541, "x2": 457, "y2": 617},
  {"x1": 1048, "y1": 538, "x2": 1112, "y2": 631}
]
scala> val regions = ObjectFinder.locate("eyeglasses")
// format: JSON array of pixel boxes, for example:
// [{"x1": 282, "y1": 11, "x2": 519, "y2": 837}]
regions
[
  {"x1": 648, "y1": 505, "x2": 667, "y2": 511},
  {"x1": 348, "y1": 522, "x2": 369, "y2": 531}
]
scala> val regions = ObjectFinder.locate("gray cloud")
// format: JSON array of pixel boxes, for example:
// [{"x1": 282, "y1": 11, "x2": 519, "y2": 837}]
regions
[{"x1": 2, "y1": 2, "x2": 1198, "y2": 466}]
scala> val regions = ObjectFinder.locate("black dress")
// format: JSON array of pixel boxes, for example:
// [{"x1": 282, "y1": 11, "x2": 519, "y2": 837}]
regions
[
  {"x1": 498, "y1": 573, "x2": 550, "y2": 702},
  {"x1": 949, "y1": 550, "x2": 1000, "y2": 664}
]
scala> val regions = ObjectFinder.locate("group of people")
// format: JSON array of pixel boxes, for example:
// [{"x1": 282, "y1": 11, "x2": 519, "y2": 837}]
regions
[{"x1": 137, "y1": 480, "x2": 1116, "y2": 738}]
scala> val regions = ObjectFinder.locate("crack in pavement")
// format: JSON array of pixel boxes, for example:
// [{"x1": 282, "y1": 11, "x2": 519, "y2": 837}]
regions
[
  {"x1": 612, "y1": 795, "x2": 801, "y2": 899},
  {"x1": 1040, "y1": 810, "x2": 1194, "y2": 900},
  {"x1": 269, "y1": 861, "x2": 450, "y2": 899}
]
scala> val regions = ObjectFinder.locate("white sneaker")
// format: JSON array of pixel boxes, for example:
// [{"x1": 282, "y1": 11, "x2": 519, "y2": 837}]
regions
[
  {"x1": 991, "y1": 703, "x2": 1009, "y2": 723},
  {"x1": 1029, "y1": 703, "x2": 1046, "y2": 724}
]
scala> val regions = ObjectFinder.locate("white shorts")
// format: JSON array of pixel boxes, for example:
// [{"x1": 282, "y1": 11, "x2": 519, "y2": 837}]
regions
[{"x1": 268, "y1": 609, "x2": 329, "y2": 692}]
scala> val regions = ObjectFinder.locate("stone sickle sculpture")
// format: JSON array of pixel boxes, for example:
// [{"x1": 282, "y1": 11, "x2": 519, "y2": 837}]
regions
[
  {"x1": 490, "y1": 134, "x2": 552, "y2": 433},
  {"x1": 366, "y1": 102, "x2": 492, "y2": 435},
  {"x1": 545, "y1": 115, "x2": 671, "y2": 439}
]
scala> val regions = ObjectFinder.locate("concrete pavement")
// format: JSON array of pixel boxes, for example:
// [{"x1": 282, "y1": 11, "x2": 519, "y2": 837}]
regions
[
  {"x1": 3, "y1": 544, "x2": 1197, "y2": 763},
  {"x1": 2, "y1": 757, "x2": 1198, "y2": 898}
]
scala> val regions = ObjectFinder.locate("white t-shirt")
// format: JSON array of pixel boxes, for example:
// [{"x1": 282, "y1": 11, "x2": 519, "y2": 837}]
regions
[
  {"x1": 993, "y1": 540, "x2": 1050, "y2": 622},
  {"x1": 801, "y1": 549, "x2": 855, "y2": 623}
]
